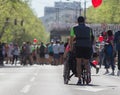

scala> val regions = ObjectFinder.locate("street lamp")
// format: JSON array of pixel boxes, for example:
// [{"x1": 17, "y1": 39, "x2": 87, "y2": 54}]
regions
[
  {"x1": 55, "y1": 7, "x2": 60, "y2": 23},
  {"x1": 84, "y1": 0, "x2": 86, "y2": 19}
]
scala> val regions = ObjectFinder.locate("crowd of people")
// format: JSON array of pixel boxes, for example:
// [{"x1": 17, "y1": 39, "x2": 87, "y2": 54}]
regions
[
  {"x1": 90, "y1": 29, "x2": 120, "y2": 76},
  {"x1": 0, "y1": 40, "x2": 66, "y2": 66}
]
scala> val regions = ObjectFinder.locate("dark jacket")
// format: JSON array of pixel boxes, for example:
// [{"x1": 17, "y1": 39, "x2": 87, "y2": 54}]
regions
[
  {"x1": 73, "y1": 23, "x2": 94, "y2": 47},
  {"x1": 114, "y1": 31, "x2": 120, "y2": 51}
]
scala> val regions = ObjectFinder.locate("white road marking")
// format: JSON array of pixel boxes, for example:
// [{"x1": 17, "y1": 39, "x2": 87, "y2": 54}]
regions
[
  {"x1": 30, "y1": 77, "x2": 35, "y2": 82},
  {"x1": 21, "y1": 85, "x2": 31, "y2": 93},
  {"x1": 75, "y1": 86, "x2": 105, "y2": 92},
  {"x1": 0, "y1": 73, "x2": 5, "y2": 75},
  {"x1": 34, "y1": 73, "x2": 38, "y2": 76}
]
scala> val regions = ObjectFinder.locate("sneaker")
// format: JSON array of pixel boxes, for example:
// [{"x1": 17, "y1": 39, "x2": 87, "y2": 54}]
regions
[
  {"x1": 96, "y1": 67, "x2": 99, "y2": 74},
  {"x1": 104, "y1": 70, "x2": 109, "y2": 75},
  {"x1": 110, "y1": 71, "x2": 115, "y2": 75},
  {"x1": 76, "y1": 79, "x2": 81, "y2": 85}
]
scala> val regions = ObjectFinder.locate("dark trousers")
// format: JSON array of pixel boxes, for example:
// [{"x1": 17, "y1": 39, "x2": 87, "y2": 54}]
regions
[
  {"x1": 13, "y1": 55, "x2": 18, "y2": 64},
  {"x1": 118, "y1": 50, "x2": 120, "y2": 70},
  {"x1": 0, "y1": 53, "x2": 4, "y2": 66},
  {"x1": 104, "y1": 55, "x2": 115, "y2": 70}
]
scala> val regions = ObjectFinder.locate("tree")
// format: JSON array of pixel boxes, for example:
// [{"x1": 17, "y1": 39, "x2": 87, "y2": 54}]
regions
[
  {"x1": 86, "y1": 0, "x2": 120, "y2": 24},
  {"x1": 0, "y1": 0, "x2": 48, "y2": 45}
]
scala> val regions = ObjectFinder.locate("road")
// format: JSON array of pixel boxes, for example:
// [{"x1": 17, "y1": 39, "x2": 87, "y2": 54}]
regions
[{"x1": 0, "y1": 64, "x2": 120, "y2": 95}]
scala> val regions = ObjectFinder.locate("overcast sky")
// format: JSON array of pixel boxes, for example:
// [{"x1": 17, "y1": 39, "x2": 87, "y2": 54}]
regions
[{"x1": 30, "y1": 0, "x2": 92, "y2": 17}]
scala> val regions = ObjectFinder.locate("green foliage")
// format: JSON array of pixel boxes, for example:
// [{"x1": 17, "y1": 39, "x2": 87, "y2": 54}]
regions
[
  {"x1": 86, "y1": 0, "x2": 120, "y2": 24},
  {"x1": 0, "y1": 0, "x2": 48, "y2": 45}
]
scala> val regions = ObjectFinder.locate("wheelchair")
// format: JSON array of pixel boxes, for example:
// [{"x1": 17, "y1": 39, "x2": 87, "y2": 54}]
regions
[{"x1": 63, "y1": 50, "x2": 91, "y2": 85}]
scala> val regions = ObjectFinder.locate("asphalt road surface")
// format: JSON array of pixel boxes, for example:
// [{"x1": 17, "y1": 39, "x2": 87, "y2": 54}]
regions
[{"x1": 0, "y1": 64, "x2": 120, "y2": 95}]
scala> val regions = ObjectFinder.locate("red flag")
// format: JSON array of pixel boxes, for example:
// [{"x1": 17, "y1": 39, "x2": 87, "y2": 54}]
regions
[{"x1": 92, "y1": 0, "x2": 102, "y2": 8}]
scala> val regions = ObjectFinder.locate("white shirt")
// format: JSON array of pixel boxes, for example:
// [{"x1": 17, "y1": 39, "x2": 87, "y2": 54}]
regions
[
  {"x1": 53, "y1": 43, "x2": 60, "y2": 54},
  {"x1": 13, "y1": 47, "x2": 20, "y2": 55},
  {"x1": 99, "y1": 41, "x2": 105, "y2": 52},
  {"x1": 59, "y1": 44, "x2": 65, "y2": 53},
  {"x1": 8, "y1": 45, "x2": 14, "y2": 57}
]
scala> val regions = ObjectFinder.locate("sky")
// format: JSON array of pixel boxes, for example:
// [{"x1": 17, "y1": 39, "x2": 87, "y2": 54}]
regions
[{"x1": 30, "y1": 0, "x2": 92, "y2": 17}]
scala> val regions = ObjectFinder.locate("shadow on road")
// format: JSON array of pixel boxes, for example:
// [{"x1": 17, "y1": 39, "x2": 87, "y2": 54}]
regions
[
  {"x1": 67, "y1": 83, "x2": 100, "y2": 87},
  {"x1": 0, "y1": 65, "x2": 23, "y2": 69}
]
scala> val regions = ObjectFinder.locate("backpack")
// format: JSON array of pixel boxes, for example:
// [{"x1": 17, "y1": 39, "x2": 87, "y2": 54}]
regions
[{"x1": 40, "y1": 45, "x2": 45, "y2": 53}]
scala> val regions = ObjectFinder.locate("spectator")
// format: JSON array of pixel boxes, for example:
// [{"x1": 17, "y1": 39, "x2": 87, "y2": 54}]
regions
[
  {"x1": 59, "y1": 41, "x2": 65, "y2": 64},
  {"x1": 39, "y1": 42, "x2": 46, "y2": 65},
  {"x1": 12, "y1": 43, "x2": 20, "y2": 65},
  {"x1": 48, "y1": 41, "x2": 54, "y2": 65},
  {"x1": 32, "y1": 49, "x2": 37, "y2": 64},
  {"x1": 53, "y1": 40, "x2": 60, "y2": 65},
  {"x1": 8, "y1": 43, "x2": 14, "y2": 64},
  {"x1": 114, "y1": 30, "x2": 120, "y2": 76},
  {"x1": 104, "y1": 30, "x2": 115, "y2": 75},
  {"x1": 0, "y1": 42, "x2": 4, "y2": 66}
]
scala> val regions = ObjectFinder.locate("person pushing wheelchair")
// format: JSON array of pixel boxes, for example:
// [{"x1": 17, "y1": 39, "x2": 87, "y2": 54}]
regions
[{"x1": 69, "y1": 16, "x2": 94, "y2": 85}]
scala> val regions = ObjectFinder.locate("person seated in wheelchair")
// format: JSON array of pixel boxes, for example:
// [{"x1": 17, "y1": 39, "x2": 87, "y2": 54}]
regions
[
  {"x1": 63, "y1": 38, "x2": 76, "y2": 75},
  {"x1": 90, "y1": 40, "x2": 100, "y2": 74}
]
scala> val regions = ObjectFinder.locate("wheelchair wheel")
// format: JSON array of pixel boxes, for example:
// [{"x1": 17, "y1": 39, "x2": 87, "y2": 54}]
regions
[
  {"x1": 81, "y1": 64, "x2": 91, "y2": 85},
  {"x1": 81, "y1": 66, "x2": 86, "y2": 85},
  {"x1": 86, "y1": 73, "x2": 91, "y2": 84},
  {"x1": 63, "y1": 54, "x2": 70, "y2": 84}
]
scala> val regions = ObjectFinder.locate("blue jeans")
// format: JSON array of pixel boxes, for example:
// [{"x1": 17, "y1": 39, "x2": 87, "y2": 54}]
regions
[{"x1": 104, "y1": 53, "x2": 115, "y2": 71}]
